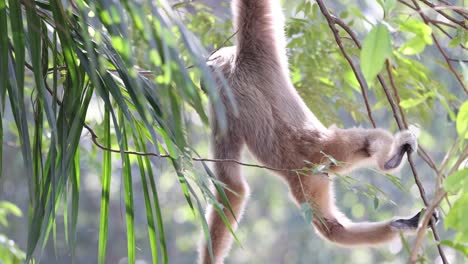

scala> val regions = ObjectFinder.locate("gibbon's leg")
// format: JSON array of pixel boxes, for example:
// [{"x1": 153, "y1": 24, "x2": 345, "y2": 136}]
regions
[
  {"x1": 324, "y1": 128, "x2": 418, "y2": 173},
  {"x1": 199, "y1": 135, "x2": 249, "y2": 264},
  {"x1": 287, "y1": 174, "x2": 434, "y2": 245}
]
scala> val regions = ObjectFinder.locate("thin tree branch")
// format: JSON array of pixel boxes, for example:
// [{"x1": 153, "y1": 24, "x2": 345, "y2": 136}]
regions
[
  {"x1": 415, "y1": 0, "x2": 468, "y2": 29},
  {"x1": 87, "y1": 130, "x2": 292, "y2": 172},
  {"x1": 386, "y1": 62, "x2": 409, "y2": 128},
  {"x1": 437, "y1": 0, "x2": 468, "y2": 19},
  {"x1": 431, "y1": 33, "x2": 467, "y2": 92},
  {"x1": 427, "y1": 18, "x2": 457, "y2": 28},
  {"x1": 448, "y1": 58, "x2": 468, "y2": 62},
  {"x1": 315, "y1": 0, "x2": 376, "y2": 128}
]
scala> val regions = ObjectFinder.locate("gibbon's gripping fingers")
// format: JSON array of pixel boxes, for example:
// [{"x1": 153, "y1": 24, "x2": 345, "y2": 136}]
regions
[
  {"x1": 390, "y1": 209, "x2": 439, "y2": 231},
  {"x1": 384, "y1": 130, "x2": 418, "y2": 170}
]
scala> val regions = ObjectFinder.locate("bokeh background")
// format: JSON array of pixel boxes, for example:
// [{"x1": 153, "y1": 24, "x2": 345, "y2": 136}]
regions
[{"x1": 1, "y1": 0, "x2": 465, "y2": 263}]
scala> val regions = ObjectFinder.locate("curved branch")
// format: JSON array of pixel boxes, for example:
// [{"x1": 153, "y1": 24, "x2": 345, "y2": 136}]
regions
[{"x1": 315, "y1": 0, "x2": 377, "y2": 128}]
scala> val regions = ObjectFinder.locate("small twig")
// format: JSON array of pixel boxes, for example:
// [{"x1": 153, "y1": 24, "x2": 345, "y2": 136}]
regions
[
  {"x1": 414, "y1": 0, "x2": 468, "y2": 29},
  {"x1": 448, "y1": 58, "x2": 468, "y2": 63},
  {"x1": 437, "y1": 0, "x2": 468, "y2": 19},
  {"x1": 186, "y1": 30, "x2": 239, "y2": 70},
  {"x1": 315, "y1": 0, "x2": 376, "y2": 128}
]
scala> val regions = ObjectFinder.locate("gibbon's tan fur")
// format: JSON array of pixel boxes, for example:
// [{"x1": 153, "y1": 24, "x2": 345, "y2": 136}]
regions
[{"x1": 199, "y1": 1, "x2": 427, "y2": 263}]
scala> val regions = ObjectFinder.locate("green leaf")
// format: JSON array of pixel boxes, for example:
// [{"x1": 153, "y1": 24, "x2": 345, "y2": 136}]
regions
[
  {"x1": 399, "y1": 37, "x2": 426, "y2": 55},
  {"x1": 440, "y1": 240, "x2": 468, "y2": 257},
  {"x1": 120, "y1": 111, "x2": 135, "y2": 264},
  {"x1": 448, "y1": 28, "x2": 467, "y2": 47},
  {"x1": 71, "y1": 149, "x2": 80, "y2": 261},
  {"x1": 132, "y1": 133, "x2": 159, "y2": 264},
  {"x1": 376, "y1": 0, "x2": 396, "y2": 17},
  {"x1": 373, "y1": 196, "x2": 380, "y2": 209},
  {"x1": 0, "y1": 0, "x2": 7, "y2": 109},
  {"x1": 300, "y1": 203, "x2": 314, "y2": 223},
  {"x1": 360, "y1": 23, "x2": 392, "y2": 84},
  {"x1": 398, "y1": 19, "x2": 432, "y2": 55},
  {"x1": 456, "y1": 101, "x2": 468, "y2": 139},
  {"x1": 399, "y1": 19, "x2": 432, "y2": 43},
  {"x1": 445, "y1": 193, "x2": 468, "y2": 243},
  {"x1": 137, "y1": 127, "x2": 168, "y2": 264},
  {"x1": 399, "y1": 92, "x2": 434, "y2": 109},
  {"x1": 383, "y1": 0, "x2": 396, "y2": 16},
  {"x1": 98, "y1": 109, "x2": 112, "y2": 264},
  {"x1": 444, "y1": 168, "x2": 468, "y2": 194},
  {"x1": 0, "y1": 201, "x2": 23, "y2": 219}
]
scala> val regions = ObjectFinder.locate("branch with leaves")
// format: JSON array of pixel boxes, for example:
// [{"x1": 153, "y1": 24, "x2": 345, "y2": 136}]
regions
[{"x1": 312, "y1": 0, "x2": 468, "y2": 262}]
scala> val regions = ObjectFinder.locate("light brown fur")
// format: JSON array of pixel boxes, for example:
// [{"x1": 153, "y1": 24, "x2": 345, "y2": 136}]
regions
[{"x1": 199, "y1": 1, "x2": 422, "y2": 263}]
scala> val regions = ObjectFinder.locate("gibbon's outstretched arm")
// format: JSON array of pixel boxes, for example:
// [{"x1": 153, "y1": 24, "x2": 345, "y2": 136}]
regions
[{"x1": 199, "y1": 0, "x2": 436, "y2": 263}]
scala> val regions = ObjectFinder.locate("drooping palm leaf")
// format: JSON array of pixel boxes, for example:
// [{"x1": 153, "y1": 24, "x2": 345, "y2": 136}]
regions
[{"x1": 3, "y1": 0, "x2": 228, "y2": 262}]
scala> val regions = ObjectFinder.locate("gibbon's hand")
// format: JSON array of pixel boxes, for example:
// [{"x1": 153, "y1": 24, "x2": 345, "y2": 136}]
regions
[
  {"x1": 384, "y1": 130, "x2": 418, "y2": 170},
  {"x1": 390, "y1": 209, "x2": 439, "y2": 231}
]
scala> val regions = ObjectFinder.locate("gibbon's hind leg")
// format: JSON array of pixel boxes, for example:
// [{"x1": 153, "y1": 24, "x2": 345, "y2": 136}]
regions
[
  {"x1": 199, "y1": 133, "x2": 249, "y2": 264},
  {"x1": 287, "y1": 174, "x2": 435, "y2": 246}
]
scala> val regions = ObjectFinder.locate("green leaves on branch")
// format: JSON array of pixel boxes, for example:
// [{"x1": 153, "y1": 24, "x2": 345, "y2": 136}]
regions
[{"x1": 360, "y1": 23, "x2": 392, "y2": 85}]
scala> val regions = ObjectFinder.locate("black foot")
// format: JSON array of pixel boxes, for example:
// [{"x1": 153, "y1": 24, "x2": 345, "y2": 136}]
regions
[{"x1": 390, "y1": 209, "x2": 439, "y2": 230}]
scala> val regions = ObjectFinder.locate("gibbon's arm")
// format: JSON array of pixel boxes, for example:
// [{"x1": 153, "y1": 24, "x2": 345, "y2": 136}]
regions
[{"x1": 321, "y1": 128, "x2": 418, "y2": 173}]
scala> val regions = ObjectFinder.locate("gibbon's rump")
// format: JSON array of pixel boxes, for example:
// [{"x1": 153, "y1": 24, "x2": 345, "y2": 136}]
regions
[{"x1": 198, "y1": 1, "x2": 434, "y2": 263}]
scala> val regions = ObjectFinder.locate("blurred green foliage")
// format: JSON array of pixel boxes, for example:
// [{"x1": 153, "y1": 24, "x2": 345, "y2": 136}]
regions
[
  {"x1": 0, "y1": 0, "x2": 466, "y2": 263},
  {"x1": 0, "y1": 201, "x2": 26, "y2": 264}
]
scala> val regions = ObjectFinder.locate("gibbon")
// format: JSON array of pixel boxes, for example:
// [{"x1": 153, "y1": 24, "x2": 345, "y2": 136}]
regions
[{"x1": 199, "y1": 0, "x2": 435, "y2": 263}]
